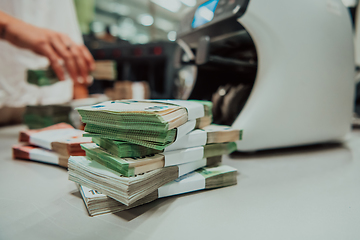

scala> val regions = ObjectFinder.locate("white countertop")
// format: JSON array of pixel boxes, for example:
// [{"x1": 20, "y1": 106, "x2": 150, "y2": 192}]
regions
[{"x1": 1, "y1": 125, "x2": 360, "y2": 240}]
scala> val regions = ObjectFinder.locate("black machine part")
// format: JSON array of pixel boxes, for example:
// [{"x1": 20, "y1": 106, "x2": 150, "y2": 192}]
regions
[{"x1": 174, "y1": 0, "x2": 256, "y2": 125}]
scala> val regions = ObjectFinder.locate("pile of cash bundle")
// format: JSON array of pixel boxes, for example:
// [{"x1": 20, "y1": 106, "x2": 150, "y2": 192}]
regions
[
  {"x1": 27, "y1": 68, "x2": 59, "y2": 86},
  {"x1": 13, "y1": 123, "x2": 92, "y2": 167},
  {"x1": 91, "y1": 60, "x2": 117, "y2": 81},
  {"x1": 104, "y1": 80, "x2": 150, "y2": 100},
  {"x1": 27, "y1": 60, "x2": 117, "y2": 86},
  {"x1": 23, "y1": 95, "x2": 109, "y2": 130},
  {"x1": 23, "y1": 104, "x2": 72, "y2": 129},
  {"x1": 69, "y1": 100, "x2": 242, "y2": 216}
]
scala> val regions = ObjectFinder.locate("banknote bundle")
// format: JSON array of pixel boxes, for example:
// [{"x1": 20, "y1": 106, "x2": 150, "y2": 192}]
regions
[
  {"x1": 77, "y1": 100, "x2": 213, "y2": 150},
  {"x1": 68, "y1": 99, "x2": 240, "y2": 215},
  {"x1": 27, "y1": 68, "x2": 59, "y2": 86},
  {"x1": 77, "y1": 164, "x2": 238, "y2": 216},
  {"x1": 91, "y1": 124, "x2": 242, "y2": 158},
  {"x1": 80, "y1": 142, "x2": 235, "y2": 177},
  {"x1": 105, "y1": 80, "x2": 151, "y2": 100},
  {"x1": 19, "y1": 123, "x2": 91, "y2": 155},
  {"x1": 23, "y1": 95, "x2": 109, "y2": 130},
  {"x1": 12, "y1": 144, "x2": 69, "y2": 167},
  {"x1": 69, "y1": 155, "x2": 223, "y2": 205},
  {"x1": 91, "y1": 60, "x2": 117, "y2": 80},
  {"x1": 19, "y1": 122, "x2": 73, "y2": 142},
  {"x1": 13, "y1": 123, "x2": 92, "y2": 167},
  {"x1": 27, "y1": 60, "x2": 117, "y2": 86},
  {"x1": 23, "y1": 104, "x2": 72, "y2": 129}
]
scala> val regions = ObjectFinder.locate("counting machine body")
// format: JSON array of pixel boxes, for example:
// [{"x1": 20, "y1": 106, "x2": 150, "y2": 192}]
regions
[{"x1": 177, "y1": 0, "x2": 355, "y2": 151}]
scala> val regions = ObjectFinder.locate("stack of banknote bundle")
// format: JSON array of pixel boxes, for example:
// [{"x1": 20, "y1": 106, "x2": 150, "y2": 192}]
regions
[
  {"x1": 68, "y1": 99, "x2": 241, "y2": 216},
  {"x1": 13, "y1": 123, "x2": 92, "y2": 167},
  {"x1": 27, "y1": 60, "x2": 117, "y2": 86},
  {"x1": 27, "y1": 68, "x2": 59, "y2": 86},
  {"x1": 91, "y1": 60, "x2": 117, "y2": 80},
  {"x1": 77, "y1": 100, "x2": 214, "y2": 149},
  {"x1": 23, "y1": 104, "x2": 72, "y2": 129},
  {"x1": 77, "y1": 164, "x2": 238, "y2": 216},
  {"x1": 104, "y1": 80, "x2": 151, "y2": 100},
  {"x1": 23, "y1": 94, "x2": 109, "y2": 130}
]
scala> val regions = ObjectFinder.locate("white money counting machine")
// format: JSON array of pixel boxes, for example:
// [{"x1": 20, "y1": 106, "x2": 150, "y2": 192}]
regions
[{"x1": 175, "y1": 0, "x2": 355, "y2": 151}]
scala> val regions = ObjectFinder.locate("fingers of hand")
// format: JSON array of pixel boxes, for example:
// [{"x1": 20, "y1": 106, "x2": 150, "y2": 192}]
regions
[
  {"x1": 69, "y1": 46, "x2": 90, "y2": 84},
  {"x1": 49, "y1": 34, "x2": 79, "y2": 82},
  {"x1": 80, "y1": 45, "x2": 95, "y2": 72},
  {"x1": 57, "y1": 35, "x2": 91, "y2": 84},
  {"x1": 40, "y1": 43, "x2": 65, "y2": 80}
]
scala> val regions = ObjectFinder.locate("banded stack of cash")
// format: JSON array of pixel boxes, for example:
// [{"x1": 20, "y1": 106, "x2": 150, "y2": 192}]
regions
[
  {"x1": 12, "y1": 144, "x2": 69, "y2": 168},
  {"x1": 23, "y1": 95, "x2": 109, "y2": 130},
  {"x1": 27, "y1": 68, "x2": 59, "y2": 86},
  {"x1": 27, "y1": 60, "x2": 117, "y2": 86},
  {"x1": 78, "y1": 100, "x2": 213, "y2": 149},
  {"x1": 91, "y1": 60, "x2": 117, "y2": 80},
  {"x1": 104, "y1": 80, "x2": 151, "y2": 100},
  {"x1": 13, "y1": 123, "x2": 92, "y2": 167},
  {"x1": 77, "y1": 164, "x2": 238, "y2": 216},
  {"x1": 68, "y1": 99, "x2": 241, "y2": 215},
  {"x1": 23, "y1": 104, "x2": 72, "y2": 129},
  {"x1": 89, "y1": 124, "x2": 242, "y2": 158}
]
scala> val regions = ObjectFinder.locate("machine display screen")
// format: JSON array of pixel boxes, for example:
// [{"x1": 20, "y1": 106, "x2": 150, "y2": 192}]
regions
[{"x1": 192, "y1": 0, "x2": 219, "y2": 29}]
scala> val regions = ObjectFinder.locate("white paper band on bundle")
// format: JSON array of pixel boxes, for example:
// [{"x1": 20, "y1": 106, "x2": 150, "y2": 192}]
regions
[
  {"x1": 30, "y1": 128, "x2": 84, "y2": 150},
  {"x1": 131, "y1": 82, "x2": 145, "y2": 100},
  {"x1": 151, "y1": 100, "x2": 205, "y2": 120},
  {"x1": 158, "y1": 171, "x2": 205, "y2": 198},
  {"x1": 177, "y1": 158, "x2": 207, "y2": 177},
  {"x1": 165, "y1": 129, "x2": 207, "y2": 152},
  {"x1": 163, "y1": 146, "x2": 204, "y2": 167},
  {"x1": 29, "y1": 148, "x2": 59, "y2": 165},
  {"x1": 175, "y1": 120, "x2": 196, "y2": 141}
]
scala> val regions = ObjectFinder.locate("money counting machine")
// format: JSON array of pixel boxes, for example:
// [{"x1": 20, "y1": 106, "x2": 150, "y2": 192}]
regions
[{"x1": 175, "y1": 0, "x2": 355, "y2": 151}]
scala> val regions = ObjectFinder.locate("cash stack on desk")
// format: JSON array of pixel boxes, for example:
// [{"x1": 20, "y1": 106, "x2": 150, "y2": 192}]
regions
[
  {"x1": 68, "y1": 100, "x2": 241, "y2": 216},
  {"x1": 23, "y1": 104, "x2": 72, "y2": 129},
  {"x1": 12, "y1": 123, "x2": 92, "y2": 167},
  {"x1": 77, "y1": 164, "x2": 238, "y2": 216}
]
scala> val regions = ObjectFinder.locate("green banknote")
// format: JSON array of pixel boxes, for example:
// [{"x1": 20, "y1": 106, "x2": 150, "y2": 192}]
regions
[
  {"x1": 81, "y1": 143, "x2": 163, "y2": 177},
  {"x1": 27, "y1": 68, "x2": 59, "y2": 86},
  {"x1": 92, "y1": 137, "x2": 161, "y2": 158}
]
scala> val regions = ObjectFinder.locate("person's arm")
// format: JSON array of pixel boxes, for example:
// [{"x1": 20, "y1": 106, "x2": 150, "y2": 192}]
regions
[{"x1": 0, "y1": 10, "x2": 94, "y2": 84}]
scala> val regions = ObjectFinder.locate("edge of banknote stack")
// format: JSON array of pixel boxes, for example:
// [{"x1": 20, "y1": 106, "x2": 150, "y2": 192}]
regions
[
  {"x1": 12, "y1": 123, "x2": 92, "y2": 167},
  {"x1": 68, "y1": 99, "x2": 242, "y2": 216}
]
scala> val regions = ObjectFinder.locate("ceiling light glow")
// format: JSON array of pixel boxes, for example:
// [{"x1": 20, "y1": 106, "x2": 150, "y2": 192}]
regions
[
  {"x1": 167, "y1": 31, "x2": 177, "y2": 41},
  {"x1": 137, "y1": 14, "x2": 154, "y2": 26}
]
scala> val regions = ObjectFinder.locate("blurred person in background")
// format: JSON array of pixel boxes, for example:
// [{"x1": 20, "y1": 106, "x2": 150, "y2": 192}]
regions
[{"x1": 0, "y1": 0, "x2": 95, "y2": 126}]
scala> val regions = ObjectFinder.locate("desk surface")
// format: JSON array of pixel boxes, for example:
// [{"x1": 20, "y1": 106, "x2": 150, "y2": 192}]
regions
[{"x1": 1, "y1": 125, "x2": 360, "y2": 240}]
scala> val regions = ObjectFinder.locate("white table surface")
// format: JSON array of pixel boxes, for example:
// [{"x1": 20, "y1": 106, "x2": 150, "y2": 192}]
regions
[{"x1": 1, "y1": 125, "x2": 360, "y2": 240}]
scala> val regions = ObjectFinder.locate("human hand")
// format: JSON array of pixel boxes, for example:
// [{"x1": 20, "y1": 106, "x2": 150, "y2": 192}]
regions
[{"x1": 3, "y1": 18, "x2": 95, "y2": 84}]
